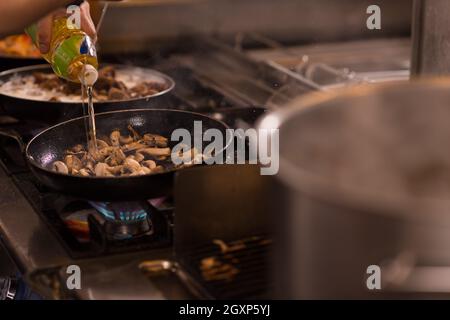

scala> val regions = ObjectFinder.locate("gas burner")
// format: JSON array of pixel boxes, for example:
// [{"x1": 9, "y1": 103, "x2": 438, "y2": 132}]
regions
[
  {"x1": 17, "y1": 188, "x2": 174, "y2": 258},
  {"x1": 85, "y1": 200, "x2": 171, "y2": 255},
  {"x1": 89, "y1": 201, "x2": 153, "y2": 240}
]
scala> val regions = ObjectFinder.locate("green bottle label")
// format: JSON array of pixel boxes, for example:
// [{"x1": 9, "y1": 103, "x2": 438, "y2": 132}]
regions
[
  {"x1": 25, "y1": 23, "x2": 97, "y2": 80},
  {"x1": 52, "y1": 34, "x2": 96, "y2": 78}
]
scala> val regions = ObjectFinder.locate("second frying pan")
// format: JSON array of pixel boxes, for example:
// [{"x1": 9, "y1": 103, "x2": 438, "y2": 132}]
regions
[
  {"x1": 0, "y1": 64, "x2": 175, "y2": 123},
  {"x1": 0, "y1": 53, "x2": 42, "y2": 72}
]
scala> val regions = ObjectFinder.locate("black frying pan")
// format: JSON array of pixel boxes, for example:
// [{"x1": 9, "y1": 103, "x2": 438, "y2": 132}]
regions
[
  {"x1": 24, "y1": 109, "x2": 231, "y2": 201},
  {"x1": 0, "y1": 64, "x2": 175, "y2": 123}
]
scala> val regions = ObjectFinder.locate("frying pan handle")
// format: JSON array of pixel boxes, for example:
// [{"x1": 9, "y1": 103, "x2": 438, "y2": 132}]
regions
[{"x1": 0, "y1": 128, "x2": 26, "y2": 153}]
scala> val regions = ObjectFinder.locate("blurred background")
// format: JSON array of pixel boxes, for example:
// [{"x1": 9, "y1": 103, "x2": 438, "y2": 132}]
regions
[{"x1": 93, "y1": 0, "x2": 412, "y2": 53}]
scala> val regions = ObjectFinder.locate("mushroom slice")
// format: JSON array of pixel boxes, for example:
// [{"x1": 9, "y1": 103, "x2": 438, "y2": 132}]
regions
[
  {"x1": 99, "y1": 146, "x2": 115, "y2": 156},
  {"x1": 119, "y1": 135, "x2": 134, "y2": 145},
  {"x1": 106, "y1": 148, "x2": 126, "y2": 166},
  {"x1": 66, "y1": 144, "x2": 85, "y2": 155},
  {"x1": 122, "y1": 142, "x2": 147, "y2": 152},
  {"x1": 85, "y1": 160, "x2": 95, "y2": 172},
  {"x1": 96, "y1": 139, "x2": 110, "y2": 149},
  {"x1": 152, "y1": 165, "x2": 165, "y2": 174},
  {"x1": 124, "y1": 157, "x2": 141, "y2": 172},
  {"x1": 97, "y1": 135, "x2": 111, "y2": 145},
  {"x1": 79, "y1": 168, "x2": 91, "y2": 177},
  {"x1": 110, "y1": 130, "x2": 121, "y2": 147},
  {"x1": 140, "y1": 147, "x2": 171, "y2": 157},
  {"x1": 72, "y1": 144, "x2": 84, "y2": 153},
  {"x1": 106, "y1": 165, "x2": 123, "y2": 175},
  {"x1": 133, "y1": 152, "x2": 145, "y2": 163},
  {"x1": 143, "y1": 134, "x2": 168, "y2": 147},
  {"x1": 92, "y1": 154, "x2": 104, "y2": 163},
  {"x1": 115, "y1": 148, "x2": 127, "y2": 162},
  {"x1": 130, "y1": 169, "x2": 145, "y2": 176},
  {"x1": 52, "y1": 161, "x2": 69, "y2": 174},
  {"x1": 141, "y1": 166, "x2": 152, "y2": 175},
  {"x1": 65, "y1": 150, "x2": 86, "y2": 157},
  {"x1": 142, "y1": 160, "x2": 157, "y2": 170},
  {"x1": 127, "y1": 125, "x2": 141, "y2": 141},
  {"x1": 173, "y1": 147, "x2": 201, "y2": 165},
  {"x1": 94, "y1": 163, "x2": 114, "y2": 177},
  {"x1": 129, "y1": 167, "x2": 152, "y2": 176},
  {"x1": 64, "y1": 155, "x2": 83, "y2": 172}
]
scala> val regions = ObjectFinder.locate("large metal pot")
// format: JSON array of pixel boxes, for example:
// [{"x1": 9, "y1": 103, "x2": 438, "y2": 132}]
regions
[{"x1": 259, "y1": 79, "x2": 450, "y2": 299}]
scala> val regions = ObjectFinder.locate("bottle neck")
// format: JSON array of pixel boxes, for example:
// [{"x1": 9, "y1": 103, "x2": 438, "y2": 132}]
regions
[
  {"x1": 67, "y1": 56, "x2": 98, "y2": 83},
  {"x1": 79, "y1": 64, "x2": 99, "y2": 86}
]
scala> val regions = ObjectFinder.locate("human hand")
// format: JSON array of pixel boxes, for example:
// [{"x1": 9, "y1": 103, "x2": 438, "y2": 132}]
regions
[{"x1": 37, "y1": 1, "x2": 96, "y2": 54}]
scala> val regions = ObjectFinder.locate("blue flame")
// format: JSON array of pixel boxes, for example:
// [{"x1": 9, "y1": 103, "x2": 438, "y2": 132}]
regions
[{"x1": 89, "y1": 202, "x2": 148, "y2": 223}]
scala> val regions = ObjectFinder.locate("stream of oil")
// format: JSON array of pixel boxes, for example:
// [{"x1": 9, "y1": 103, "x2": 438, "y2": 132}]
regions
[
  {"x1": 80, "y1": 3, "x2": 110, "y2": 155},
  {"x1": 81, "y1": 82, "x2": 97, "y2": 154},
  {"x1": 81, "y1": 2, "x2": 110, "y2": 154}
]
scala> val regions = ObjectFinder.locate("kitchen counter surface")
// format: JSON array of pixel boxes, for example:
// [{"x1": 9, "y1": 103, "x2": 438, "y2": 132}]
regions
[{"x1": 0, "y1": 167, "x2": 190, "y2": 299}]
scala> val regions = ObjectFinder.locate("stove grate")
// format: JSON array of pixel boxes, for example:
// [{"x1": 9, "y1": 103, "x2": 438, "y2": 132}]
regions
[{"x1": 180, "y1": 235, "x2": 273, "y2": 299}]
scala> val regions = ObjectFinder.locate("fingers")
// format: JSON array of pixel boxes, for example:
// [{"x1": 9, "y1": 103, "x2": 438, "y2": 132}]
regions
[
  {"x1": 80, "y1": 2, "x2": 97, "y2": 43},
  {"x1": 36, "y1": 3, "x2": 97, "y2": 55},
  {"x1": 37, "y1": 14, "x2": 53, "y2": 54},
  {"x1": 37, "y1": 8, "x2": 66, "y2": 54}
]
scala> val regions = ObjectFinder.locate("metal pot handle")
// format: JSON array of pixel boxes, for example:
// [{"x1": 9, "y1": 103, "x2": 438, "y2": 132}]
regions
[
  {"x1": 0, "y1": 128, "x2": 26, "y2": 153},
  {"x1": 385, "y1": 265, "x2": 450, "y2": 294},
  {"x1": 381, "y1": 252, "x2": 450, "y2": 294}
]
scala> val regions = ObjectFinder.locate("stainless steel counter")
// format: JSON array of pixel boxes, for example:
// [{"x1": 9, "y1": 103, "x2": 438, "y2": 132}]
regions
[
  {"x1": 0, "y1": 168, "x2": 69, "y2": 273},
  {"x1": 0, "y1": 167, "x2": 190, "y2": 299}
]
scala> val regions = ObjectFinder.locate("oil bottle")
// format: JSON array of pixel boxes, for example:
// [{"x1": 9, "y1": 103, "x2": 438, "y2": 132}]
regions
[{"x1": 25, "y1": 16, "x2": 98, "y2": 85}]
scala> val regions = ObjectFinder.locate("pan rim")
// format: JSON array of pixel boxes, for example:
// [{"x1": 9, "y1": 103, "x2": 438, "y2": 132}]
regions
[
  {"x1": 0, "y1": 64, "x2": 175, "y2": 104},
  {"x1": 26, "y1": 108, "x2": 232, "y2": 180},
  {"x1": 0, "y1": 53, "x2": 43, "y2": 60}
]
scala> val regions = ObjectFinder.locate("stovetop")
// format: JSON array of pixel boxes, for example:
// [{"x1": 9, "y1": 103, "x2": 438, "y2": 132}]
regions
[
  {"x1": 0, "y1": 37, "x2": 410, "y2": 299},
  {"x1": 0, "y1": 114, "x2": 175, "y2": 256},
  {"x1": 0, "y1": 40, "x2": 285, "y2": 299}
]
